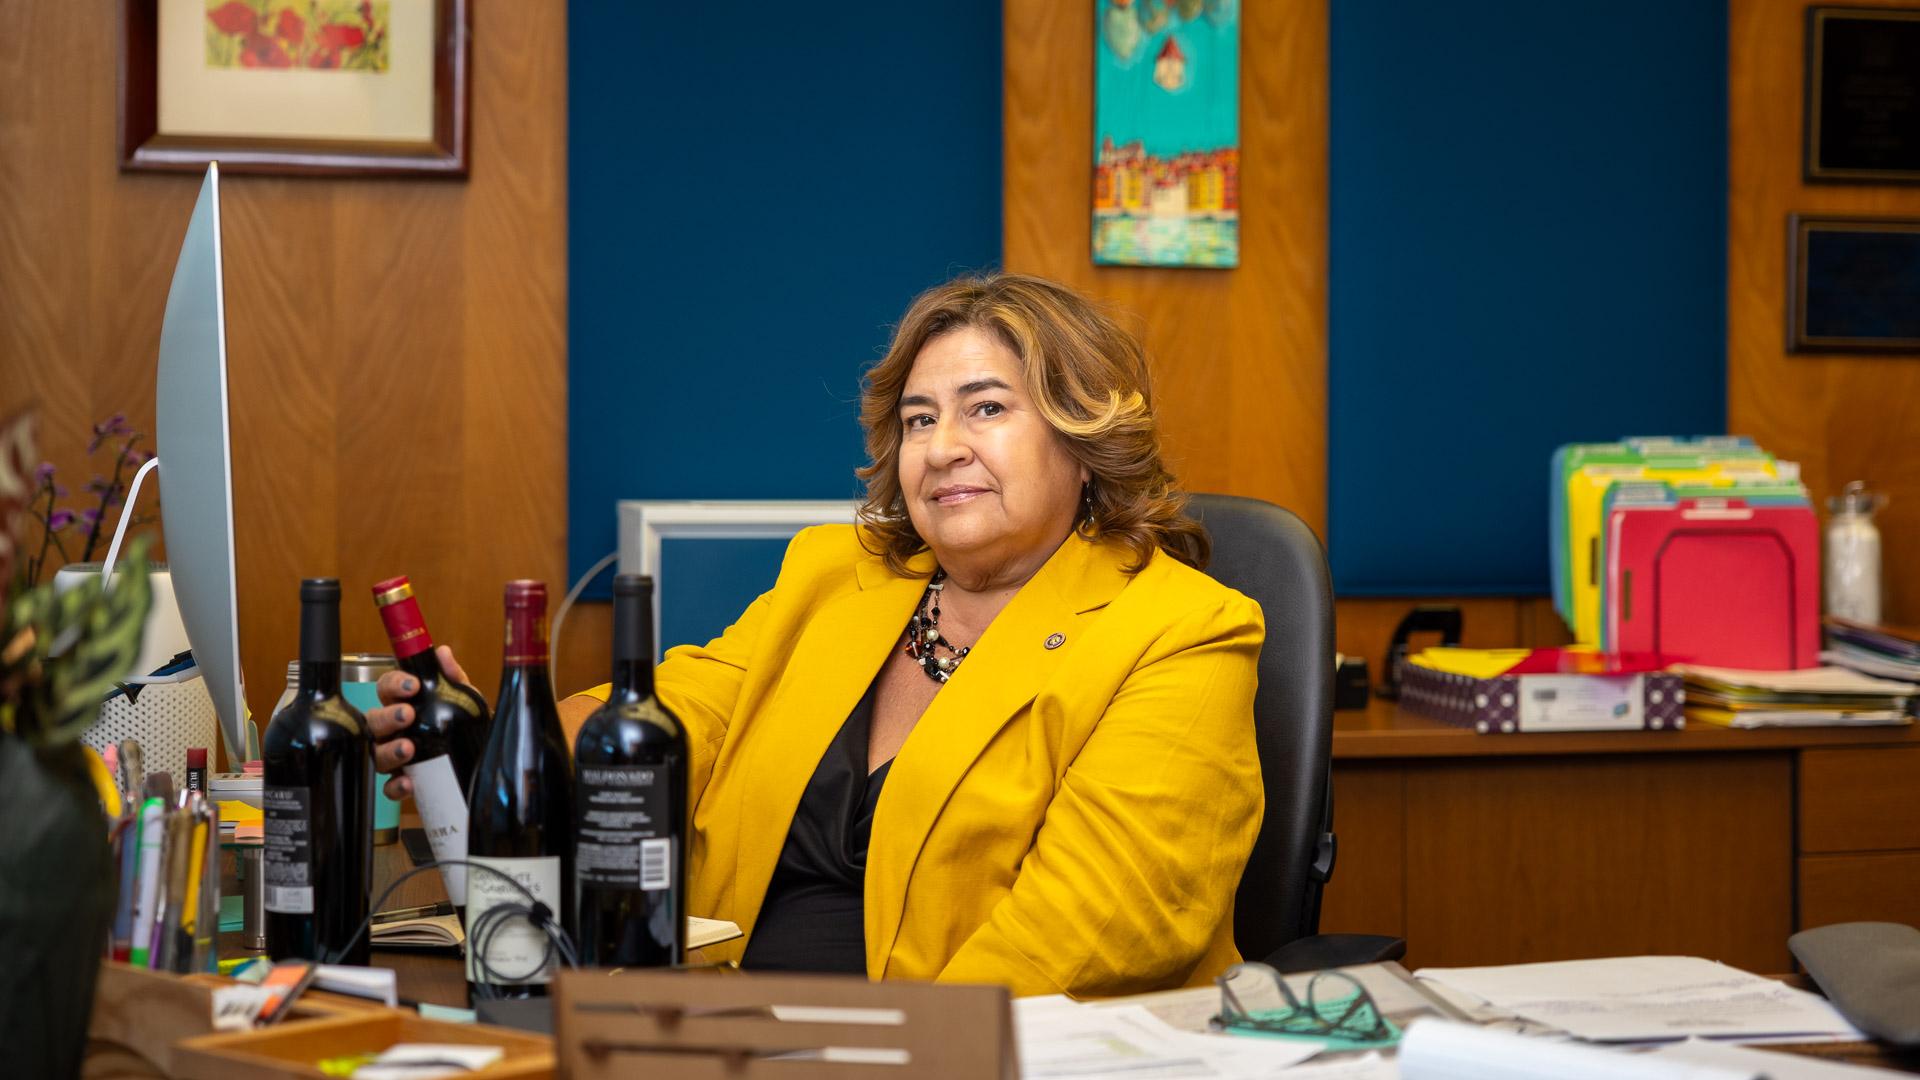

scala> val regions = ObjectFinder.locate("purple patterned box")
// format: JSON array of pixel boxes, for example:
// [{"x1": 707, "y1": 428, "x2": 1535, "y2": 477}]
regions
[{"x1": 1401, "y1": 664, "x2": 1685, "y2": 734}]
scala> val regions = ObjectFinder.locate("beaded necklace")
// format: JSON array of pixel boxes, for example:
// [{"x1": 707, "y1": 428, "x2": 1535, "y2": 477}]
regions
[{"x1": 904, "y1": 569, "x2": 972, "y2": 683}]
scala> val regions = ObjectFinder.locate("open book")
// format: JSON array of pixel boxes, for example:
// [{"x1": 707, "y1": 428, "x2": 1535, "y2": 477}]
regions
[{"x1": 370, "y1": 911, "x2": 743, "y2": 951}]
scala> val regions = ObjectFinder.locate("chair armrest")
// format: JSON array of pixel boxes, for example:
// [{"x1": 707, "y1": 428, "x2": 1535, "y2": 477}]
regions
[{"x1": 1262, "y1": 933, "x2": 1407, "y2": 973}]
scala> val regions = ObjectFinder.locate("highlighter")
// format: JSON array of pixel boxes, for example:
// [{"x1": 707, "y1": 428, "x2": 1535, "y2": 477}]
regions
[
  {"x1": 128, "y1": 796, "x2": 166, "y2": 967},
  {"x1": 180, "y1": 796, "x2": 210, "y2": 971},
  {"x1": 109, "y1": 813, "x2": 140, "y2": 962},
  {"x1": 155, "y1": 808, "x2": 194, "y2": 971}
]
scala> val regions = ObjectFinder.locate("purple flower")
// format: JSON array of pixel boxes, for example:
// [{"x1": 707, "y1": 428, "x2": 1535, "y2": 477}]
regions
[
  {"x1": 87, "y1": 475, "x2": 111, "y2": 495},
  {"x1": 79, "y1": 508, "x2": 101, "y2": 528},
  {"x1": 47, "y1": 509, "x2": 73, "y2": 530},
  {"x1": 35, "y1": 461, "x2": 54, "y2": 485},
  {"x1": 87, "y1": 413, "x2": 130, "y2": 453}
]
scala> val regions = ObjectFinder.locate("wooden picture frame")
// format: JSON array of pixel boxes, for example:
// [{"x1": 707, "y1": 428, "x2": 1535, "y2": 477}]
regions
[
  {"x1": 1804, "y1": 6, "x2": 1920, "y2": 184},
  {"x1": 119, "y1": 0, "x2": 470, "y2": 178},
  {"x1": 1787, "y1": 215, "x2": 1920, "y2": 354}
]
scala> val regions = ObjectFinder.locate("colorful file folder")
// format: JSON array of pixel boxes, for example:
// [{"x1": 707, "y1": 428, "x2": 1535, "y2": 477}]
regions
[{"x1": 1603, "y1": 492, "x2": 1819, "y2": 669}]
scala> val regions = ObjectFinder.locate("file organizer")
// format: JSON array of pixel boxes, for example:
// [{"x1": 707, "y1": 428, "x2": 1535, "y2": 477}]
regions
[
  {"x1": 1549, "y1": 438, "x2": 1762, "y2": 629},
  {"x1": 1603, "y1": 494, "x2": 1820, "y2": 669},
  {"x1": 1597, "y1": 479, "x2": 1809, "y2": 648}
]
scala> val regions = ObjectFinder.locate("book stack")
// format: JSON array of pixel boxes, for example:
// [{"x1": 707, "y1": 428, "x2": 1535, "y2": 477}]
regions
[
  {"x1": 1823, "y1": 617, "x2": 1920, "y2": 682},
  {"x1": 1677, "y1": 664, "x2": 1916, "y2": 728}
]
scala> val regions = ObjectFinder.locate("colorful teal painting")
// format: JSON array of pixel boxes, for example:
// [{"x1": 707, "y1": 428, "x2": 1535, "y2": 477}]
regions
[{"x1": 1094, "y1": 0, "x2": 1239, "y2": 268}]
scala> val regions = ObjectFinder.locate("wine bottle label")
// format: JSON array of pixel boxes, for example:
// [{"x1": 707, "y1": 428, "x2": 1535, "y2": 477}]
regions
[
  {"x1": 262, "y1": 785, "x2": 314, "y2": 914},
  {"x1": 464, "y1": 855, "x2": 561, "y2": 986},
  {"x1": 406, "y1": 755, "x2": 470, "y2": 904},
  {"x1": 576, "y1": 765, "x2": 672, "y2": 891}
]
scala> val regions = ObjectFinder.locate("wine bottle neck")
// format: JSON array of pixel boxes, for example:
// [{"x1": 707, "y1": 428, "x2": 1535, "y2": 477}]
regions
[
  {"x1": 396, "y1": 648, "x2": 443, "y2": 684},
  {"x1": 299, "y1": 660, "x2": 342, "y2": 696},
  {"x1": 375, "y1": 588, "x2": 437, "y2": 660},
  {"x1": 299, "y1": 589, "x2": 341, "y2": 692},
  {"x1": 504, "y1": 605, "x2": 549, "y2": 666},
  {"x1": 610, "y1": 579, "x2": 656, "y2": 699},
  {"x1": 610, "y1": 658, "x2": 654, "y2": 699}
]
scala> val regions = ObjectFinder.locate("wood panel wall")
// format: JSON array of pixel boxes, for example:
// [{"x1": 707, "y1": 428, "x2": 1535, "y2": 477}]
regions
[
  {"x1": 1730, "y1": 0, "x2": 1920, "y2": 624},
  {"x1": 1002, "y1": 0, "x2": 1328, "y2": 537},
  {"x1": 0, "y1": 5, "x2": 570, "y2": 738}
]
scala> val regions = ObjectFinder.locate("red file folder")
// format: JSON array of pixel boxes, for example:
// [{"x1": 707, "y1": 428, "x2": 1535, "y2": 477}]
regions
[{"x1": 1605, "y1": 497, "x2": 1820, "y2": 669}]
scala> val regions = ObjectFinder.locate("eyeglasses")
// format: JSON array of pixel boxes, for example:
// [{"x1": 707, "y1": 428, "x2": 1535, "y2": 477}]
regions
[{"x1": 1209, "y1": 962, "x2": 1395, "y2": 1045}]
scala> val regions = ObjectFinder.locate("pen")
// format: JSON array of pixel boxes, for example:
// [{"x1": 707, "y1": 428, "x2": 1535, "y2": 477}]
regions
[
  {"x1": 372, "y1": 901, "x2": 456, "y2": 925},
  {"x1": 179, "y1": 795, "x2": 209, "y2": 972},
  {"x1": 128, "y1": 796, "x2": 165, "y2": 968},
  {"x1": 155, "y1": 807, "x2": 194, "y2": 971},
  {"x1": 109, "y1": 813, "x2": 139, "y2": 961}
]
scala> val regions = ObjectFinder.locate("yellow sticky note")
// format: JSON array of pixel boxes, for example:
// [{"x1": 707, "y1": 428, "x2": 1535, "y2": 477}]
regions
[{"x1": 217, "y1": 799, "x2": 263, "y2": 825}]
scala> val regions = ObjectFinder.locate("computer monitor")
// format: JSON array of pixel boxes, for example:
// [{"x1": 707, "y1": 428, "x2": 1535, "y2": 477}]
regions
[{"x1": 153, "y1": 163, "x2": 251, "y2": 759}]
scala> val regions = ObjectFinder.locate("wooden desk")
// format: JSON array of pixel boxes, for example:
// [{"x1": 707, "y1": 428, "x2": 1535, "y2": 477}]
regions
[
  {"x1": 364, "y1": 839, "x2": 468, "y2": 1009},
  {"x1": 1319, "y1": 700, "x2": 1920, "y2": 973}
]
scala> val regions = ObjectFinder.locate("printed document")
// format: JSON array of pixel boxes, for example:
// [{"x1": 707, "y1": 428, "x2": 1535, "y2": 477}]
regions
[{"x1": 1413, "y1": 956, "x2": 1861, "y2": 1043}]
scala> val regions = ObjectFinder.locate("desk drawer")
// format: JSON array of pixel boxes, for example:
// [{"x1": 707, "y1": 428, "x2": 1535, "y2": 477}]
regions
[
  {"x1": 1799, "y1": 852, "x2": 1920, "y2": 929},
  {"x1": 1799, "y1": 747, "x2": 1920, "y2": 854}
]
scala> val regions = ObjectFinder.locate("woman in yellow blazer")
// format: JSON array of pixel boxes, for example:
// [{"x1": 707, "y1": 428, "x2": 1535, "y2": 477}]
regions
[{"x1": 370, "y1": 273, "x2": 1264, "y2": 998}]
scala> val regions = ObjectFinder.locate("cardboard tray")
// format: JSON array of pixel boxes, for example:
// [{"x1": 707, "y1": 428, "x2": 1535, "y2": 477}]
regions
[{"x1": 171, "y1": 1011, "x2": 553, "y2": 1080}]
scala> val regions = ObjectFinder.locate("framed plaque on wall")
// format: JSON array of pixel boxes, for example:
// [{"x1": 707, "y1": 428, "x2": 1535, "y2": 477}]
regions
[
  {"x1": 1789, "y1": 215, "x2": 1920, "y2": 353},
  {"x1": 1805, "y1": 6, "x2": 1920, "y2": 183}
]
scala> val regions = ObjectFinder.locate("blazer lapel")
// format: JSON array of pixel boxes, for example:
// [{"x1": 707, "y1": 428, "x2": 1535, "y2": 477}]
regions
[
  {"x1": 867, "y1": 534, "x2": 1131, "y2": 974},
  {"x1": 729, "y1": 559, "x2": 925, "y2": 937}
]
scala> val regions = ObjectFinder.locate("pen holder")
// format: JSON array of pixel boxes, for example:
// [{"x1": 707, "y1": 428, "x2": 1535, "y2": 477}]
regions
[{"x1": 82, "y1": 668, "x2": 221, "y2": 784}]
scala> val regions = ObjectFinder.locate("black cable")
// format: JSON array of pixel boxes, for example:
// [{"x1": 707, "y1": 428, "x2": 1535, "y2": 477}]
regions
[{"x1": 327, "y1": 857, "x2": 578, "y2": 998}]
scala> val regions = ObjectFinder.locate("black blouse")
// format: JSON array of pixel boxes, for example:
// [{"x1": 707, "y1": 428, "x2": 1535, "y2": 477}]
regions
[{"x1": 740, "y1": 684, "x2": 891, "y2": 974}]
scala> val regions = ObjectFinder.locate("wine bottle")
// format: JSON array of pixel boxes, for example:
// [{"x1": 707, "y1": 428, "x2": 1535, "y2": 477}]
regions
[
  {"x1": 574, "y1": 575, "x2": 688, "y2": 968},
  {"x1": 263, "y1": 578, "x2": 373, "y2": 965},
  {"x1": 371, "y1": 575, "x2": 491, "y2": 914},
  {"x1": 465, "y1": 580, "x2": 574, "y2": 1001}
]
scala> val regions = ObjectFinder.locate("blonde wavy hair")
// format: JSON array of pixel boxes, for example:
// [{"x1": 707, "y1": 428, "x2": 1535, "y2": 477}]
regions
[{"x1": 856, "y1": 272, "x2": 1209, "y2": 576}]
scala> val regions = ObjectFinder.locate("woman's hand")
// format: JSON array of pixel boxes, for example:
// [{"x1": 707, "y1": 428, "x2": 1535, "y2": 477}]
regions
[{"x1": 367, "y1": 644, "x2": 473, "y2": 802}]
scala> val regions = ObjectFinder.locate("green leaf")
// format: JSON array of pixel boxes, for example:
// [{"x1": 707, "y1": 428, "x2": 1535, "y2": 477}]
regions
[{"x1": 2, "y1": 537, "x2": 154, "y2": 748}]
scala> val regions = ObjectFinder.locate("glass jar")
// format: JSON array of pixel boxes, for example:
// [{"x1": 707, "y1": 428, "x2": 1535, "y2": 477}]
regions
[{"x1": 1825, "y1": 481, "x2": 1886, "y2": 624}]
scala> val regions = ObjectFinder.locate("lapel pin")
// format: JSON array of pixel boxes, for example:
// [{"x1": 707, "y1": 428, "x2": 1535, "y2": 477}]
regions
[{"x1": 1045, "y1": 633, "x2": 1066, "y2": 650}]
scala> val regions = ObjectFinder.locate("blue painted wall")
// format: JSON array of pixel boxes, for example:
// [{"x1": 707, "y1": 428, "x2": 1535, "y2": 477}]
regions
[
  {"x1": 571, "y1": 2, "x2": 1733, "y2": 605},
  {"x1": 567, "y1": 1, "x2": 1002, "y2": 597},
  {"x1": 1328, "y1": 2, "x2": 1728, "y2": 594}
]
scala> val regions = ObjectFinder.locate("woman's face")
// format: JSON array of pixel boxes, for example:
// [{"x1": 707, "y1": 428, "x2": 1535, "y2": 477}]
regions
[{"x1": 896, "y1": 326, "x2": 1089, "y2": 576}]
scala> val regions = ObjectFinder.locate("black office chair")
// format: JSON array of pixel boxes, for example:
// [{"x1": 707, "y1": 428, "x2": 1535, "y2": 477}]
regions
[{"x1": 1186, "y1": 493, "x2": 1405, "y2": 971}]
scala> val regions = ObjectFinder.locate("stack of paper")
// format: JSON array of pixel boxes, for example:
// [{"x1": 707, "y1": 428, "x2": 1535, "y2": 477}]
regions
[
  {"x1": 1824, "y1": 618, "x2": 1920, "y2": 683},
  {"x1": 1676, "y1": 665, "x2": 1915, "y2": 728},
  {"x1": 1413, "y1": 956, "x2": 1862, "y2": 1044}
]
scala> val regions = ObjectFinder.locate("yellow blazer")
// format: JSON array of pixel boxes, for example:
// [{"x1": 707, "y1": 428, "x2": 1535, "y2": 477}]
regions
[{"x1": 584, "y1": 524, "x2": 1264, "y2": 998}]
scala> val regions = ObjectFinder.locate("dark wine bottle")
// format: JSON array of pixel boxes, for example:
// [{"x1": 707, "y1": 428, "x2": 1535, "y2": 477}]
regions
[
  {"x1": 263, "y1": 578, "x2": 373, "y2": 966},
  {"x1": 372, "y1": 575, "x2": 491, "y2": 915},
  {"x1": 574, "y1": 575, "x2": 688, "y2": 969},
  {"x1": 464, "y1": 580, "x2": 574, "y2": 1001}
]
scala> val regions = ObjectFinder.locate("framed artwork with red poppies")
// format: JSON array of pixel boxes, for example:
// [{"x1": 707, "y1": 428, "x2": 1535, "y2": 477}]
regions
[{"x1": 119, "y1": 0, "x2": 470, "y2": 177}]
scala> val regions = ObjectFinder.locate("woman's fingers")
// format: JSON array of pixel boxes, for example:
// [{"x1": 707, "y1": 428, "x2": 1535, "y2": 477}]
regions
[
  {"x1": 376, "y1": 669, "x2": 420, "y2": 706},
  {"x1": 384, "y1": 774, "x2": 412, "y2": 801},
  {"x1": 367, "y1": 702, "x2": 415, "y2": 741},
  {"x1": 436, "y1": 645, "x2": 472, "y2": 686},
  {"x1": 373, "y1": 732, "x2": 415, "y2": 775}
]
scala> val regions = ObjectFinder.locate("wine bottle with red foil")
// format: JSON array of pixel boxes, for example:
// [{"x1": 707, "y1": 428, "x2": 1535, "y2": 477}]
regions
[
  {"x1": 263, "y1": 578, "x2": 373, "y2": 965},
  {"x1": 574, "y1": 574, "x2": 687, "y2": 969},
  {"x1": 464, "y1": 580, "x2": 574, "y2": 1001},
  {"x1": 371, "y1": 575, "x2": 491, "y2": 915}
]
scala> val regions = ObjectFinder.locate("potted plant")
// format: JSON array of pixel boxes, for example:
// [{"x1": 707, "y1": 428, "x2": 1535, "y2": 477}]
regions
[{"x1": 0, "y1": 407, "x2": 156, "y2": 1079}]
